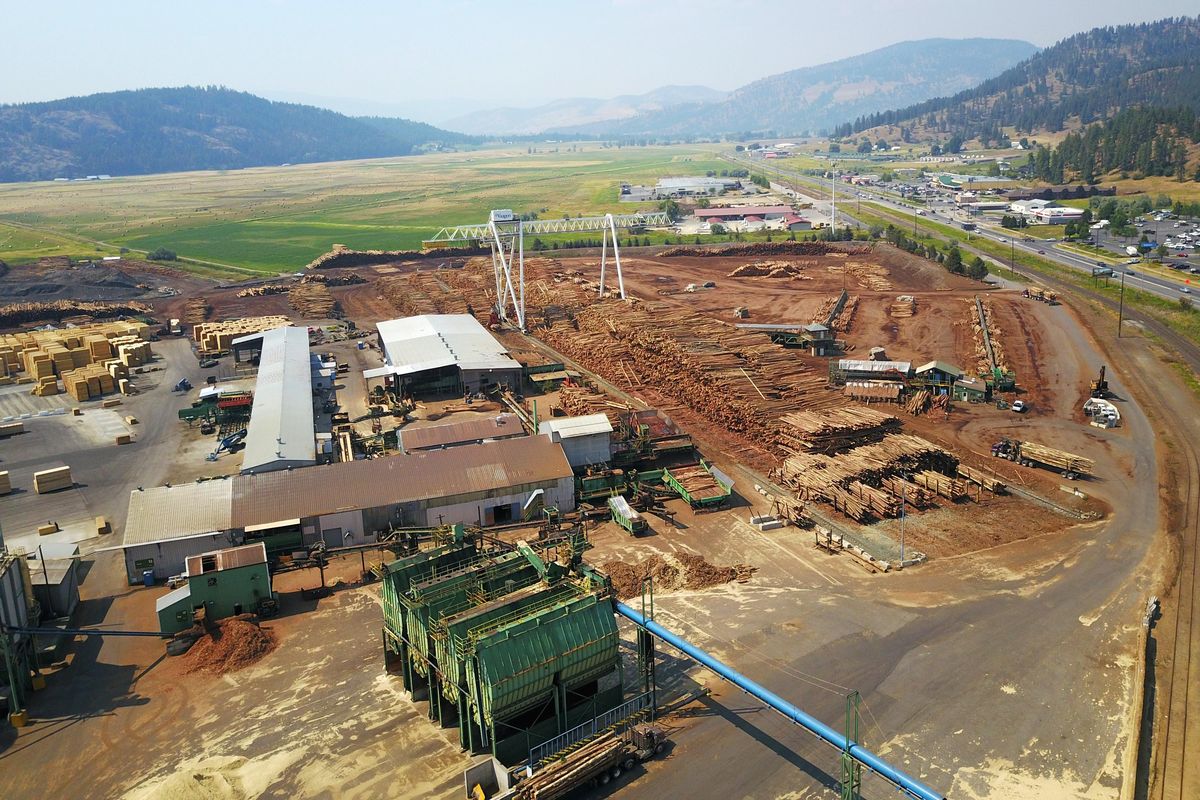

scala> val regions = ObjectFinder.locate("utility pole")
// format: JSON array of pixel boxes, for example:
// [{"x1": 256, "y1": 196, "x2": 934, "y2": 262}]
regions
[
  {"x1": 1010, "y1": 236, "x2": 1015, "y2": 278},
  {"x1": 1117, "y1": 272, "x2": 1126, "y2": 338},
  {"x1": 830, "y1": 163, "x2": 837, "y2": 240},
  {"x1": 899, "y1": 487, "x2": 906, "y2": 568},
  {"x1": 841, "y1": 690, "x2": 863, "y2": 800}
]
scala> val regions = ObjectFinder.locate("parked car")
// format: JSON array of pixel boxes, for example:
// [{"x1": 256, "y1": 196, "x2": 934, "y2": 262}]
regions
[
  {"x1": 199, "y1": 358, "x2": 218, "y2": 368},
  {"x1": 1011, "y1": 400, "x2": 1028, "y2": 413}
]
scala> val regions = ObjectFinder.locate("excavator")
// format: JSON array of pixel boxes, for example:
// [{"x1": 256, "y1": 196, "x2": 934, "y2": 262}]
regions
[{"x1": 1090, "y1": 365, "x2": 1111, "y2": 399}]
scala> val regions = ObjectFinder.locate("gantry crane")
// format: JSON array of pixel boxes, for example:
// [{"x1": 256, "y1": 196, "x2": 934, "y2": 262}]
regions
[{"x1": 423, "y1": 209, "x2": 671, "y2": 329}]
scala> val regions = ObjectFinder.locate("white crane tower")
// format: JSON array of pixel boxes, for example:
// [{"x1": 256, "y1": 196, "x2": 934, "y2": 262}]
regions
[{"x1": 423, "y1": 209, "x2": 671, "y2": 330}]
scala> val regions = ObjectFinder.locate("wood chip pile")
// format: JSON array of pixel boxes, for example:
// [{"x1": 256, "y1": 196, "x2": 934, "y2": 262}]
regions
[
  {"x1": 777, "y1": 407, "x2": 901, "y2": 454},
  {"x1": 182, "y1": 616, "x2": 277, "y2": 675},
  {"x1": 602, "y1": 553, "x2": 755, "y2": 599}
]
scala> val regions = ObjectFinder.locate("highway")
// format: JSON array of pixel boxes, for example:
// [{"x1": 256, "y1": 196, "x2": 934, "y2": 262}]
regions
[{"x1": 722, "y1": 153, "x2": 1196, "y2": 302}]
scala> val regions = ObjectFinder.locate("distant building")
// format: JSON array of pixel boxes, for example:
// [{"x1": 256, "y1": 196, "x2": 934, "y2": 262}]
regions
[
  {"x1": 654, "y1": 176, "x2": 741, "y2": 197},
  {"x1": 1031, "y1": 206, "x2": 1085, "y2": 224},
  {"x1": 781, "y1": 215, "x2": 813, "y2": 231},
  {"x1": 695, "y1": 205, "x2": 794, "y2": 222}
]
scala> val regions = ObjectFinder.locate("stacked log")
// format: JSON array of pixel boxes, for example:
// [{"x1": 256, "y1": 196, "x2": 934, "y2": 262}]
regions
[
  {"x1": 881, "y1": 475, "x2": 937, "y2": 508},
  {"x1": 905, "y1": 390, "x2": 930, "y2": 415},
  {"x1": 728, "y1": 261, "x2": 814, "y2": 280},
  {"x1": 668, "y1": 464, "x2": 725, "y2": 500},
  {"x1": 957, "y1": 465, "x2": 1007, "y2": 494},
  {"x1": 288, "y1": 283, "x2": 337, "y2": 318},
  {"x1": 890, "y1": 295, "x2": 916, "y2": 318},
  {"x1": 658, "y1": 242, "x2": 865, "y2": 258},
  {"x1": 777, "y1": 407, "x2": 901, "y2": 454},
  {"x1": 1018, "y1": 442, "x2": 1094, "y2": 475},
  {"x1": 0, "y1": 300, "x2": 151, "y2": 328},
  {"x1": 516, "y1": 732, "x2": 622, "y2": 799},
  {"x1": 775, "y1": 433, "x2": 955, "y2": 504},
  {"x1": 237, "y1": 284, "x2": 288, "y2": 298},
  {"x1": 912, "y1": 470, "x2": 968, "y2": 501}
]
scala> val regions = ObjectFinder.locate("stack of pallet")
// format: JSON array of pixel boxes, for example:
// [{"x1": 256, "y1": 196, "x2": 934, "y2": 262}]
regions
[
  {"x1": 33, "y1": 466, "x2": 73, "y2": 494},
  {"x1": 193, "y1": 316, "x2": 290, "y2": 354},
  {"x1": 881, "y1": 475, "x2": 937, "y2": 508},
  {"x1": 776, "y1": 407, "x2": 901, "y2": 454},
  {"x1": 890, "y1": 295, "x2": 916, "y2": 318},
  {"x1": 912, "y1": 470, "x2": 968, "y2": 501}
]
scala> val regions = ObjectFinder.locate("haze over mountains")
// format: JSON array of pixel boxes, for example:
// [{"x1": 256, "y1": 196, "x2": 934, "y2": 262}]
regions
[
  {"x1": 561, "y1": 38, "x2": 1038, "y2": 137},
  {"x1": 843, "y1": 16, "x2": 1200, "y2": 143},
  {"x1": 445, "y1": 85, "x2": 728, "y2": 136}
]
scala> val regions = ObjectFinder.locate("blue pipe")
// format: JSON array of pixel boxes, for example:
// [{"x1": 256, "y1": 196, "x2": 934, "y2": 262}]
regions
[{"x1": 616, "y1": 602, "x2": 945, "y2": 800}]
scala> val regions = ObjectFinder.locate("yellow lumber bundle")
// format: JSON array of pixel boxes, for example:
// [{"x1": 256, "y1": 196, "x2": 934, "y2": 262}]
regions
[
  {"x1": 37, "y1": 522, "x2": 59, "y2": 536},
  {"x1": 192, "y1": 316, "x2": 291, "y2": 354},
  {"x1": 1, "y1": 320, "x2": 149, "y2": 380},
  {"x1": 0, "y1": 420, "x2": 24, "y2": 437},
  {"x1": 0, "y1": 470, "x2": 10, "y2": 495},
  {"x1": 33, "y1": 466, "x2": 73, "y2": 494},
  {"x1": 61, "y1": 363, "x2": 116, "y2": 401}
]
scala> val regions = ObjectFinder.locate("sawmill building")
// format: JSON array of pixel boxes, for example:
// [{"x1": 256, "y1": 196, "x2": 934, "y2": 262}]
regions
[{"x1": 365, "y1": 314, "x2": 523, "y2": 396}]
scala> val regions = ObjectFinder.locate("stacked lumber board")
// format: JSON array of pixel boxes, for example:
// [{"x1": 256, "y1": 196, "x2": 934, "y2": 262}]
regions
[
  {"x1": 1020, "y1": 442, "x2": 1094, "y2": 474},
  {"x1": 0, "y1": 320, "x2": 150, "y2": 380},
  {"x1": 912, "y1": 470, "x2": 968, "y2": 501},
  {"x1": 957, "y1": 465, "x2": 1006, "y2": 493},
  {"x1": 193, "y1": 316, "x2": 290, "y2": 353},
  {"x1": 777, "y1": 407, "x2": 901, "y2": 454},
  {"x1": 0, "y1": 421, "x2": 23, "y2": 437},
  {"x1": 0, "y1": 470, "x2": 10, "y2": 495},
  {"x1": 33, "y1": 466, "x2": 73, "y2": 494}
]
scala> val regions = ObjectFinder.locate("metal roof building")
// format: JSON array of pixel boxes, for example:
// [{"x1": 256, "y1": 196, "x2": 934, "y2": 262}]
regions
[
  {"x1": 539, "y1": 414, "x2": 614, "y2": 469},
  {"x1": 367, "y1": 314, "x2": 522, "y2": 394},
  {"x1": 400, "y1": 413, "x2": 525, "y2": 452},
  {"x1": 121, "y1": 480, "x2": 236, "y2": 583},
  {"x1": 235, "y1": 326, "x2": 318, "y2": 474}
]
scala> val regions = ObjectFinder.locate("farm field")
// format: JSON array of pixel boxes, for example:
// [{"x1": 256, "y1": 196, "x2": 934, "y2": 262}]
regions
[{"x1": 0, "y1": 144, "x2": 726, "y2": 274}]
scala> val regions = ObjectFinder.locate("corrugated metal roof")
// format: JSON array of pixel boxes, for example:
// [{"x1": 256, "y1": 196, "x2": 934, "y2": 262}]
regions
[
  {"x1": 123, "y1": 480, "x2": 234, "y2": 546},
  {"x1": 695, "y1": 205, "x2": 793, "y2": 218},
  {"x1": 230, "y1": 436, "x2": 572, "y2": 528},
  {"x1": 838, "y1": 359, "x2": 912, "y2": 374},
  {"x1": 241, "y1": 326, "x2": 317, "y2": 473},
  {"x1": 155, "y1": 585, "x2": 191, "y2": 612},
  {"x1": 376, "y1": 314, "x2": 520, "y2": 377},
  {"x1": 915, "y1": 360, "x2": 964, "y2": 377},
  {"x1": 539, "y1": 414, "x2": 613, "y2": 439},
  {"x1": 400, "y1": 414, "x2": 524, "y2": 451}
]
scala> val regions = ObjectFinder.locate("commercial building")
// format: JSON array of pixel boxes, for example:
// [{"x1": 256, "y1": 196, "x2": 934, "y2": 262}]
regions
[
  {"x1": 912, "y1": 360, "x2": 964, "y2": 394},
  {"x1": 121, "y1": 436, "x2": 576, "y2": 582},
  {"x1": 400, "y1": 413, "x2": 525, "y2": 452},
  {"x1": 366, "y1": 314, "x2": 522, "y2": 395},
  {"x1": 539, "y1": 414, "x2": 613, "y2": 469},
  {"x1": 234, "y1": 326, "x2": 319, "y2": 474},
  {"x1": 694, "y1": 205, "x2": 795, "y2": 223},
  {"x1": 155, "y1": 543, "x2": 272, "y2": 634},
  {"x1": 1031, "y1": 206, "x2": 1085, "y2": 224}
]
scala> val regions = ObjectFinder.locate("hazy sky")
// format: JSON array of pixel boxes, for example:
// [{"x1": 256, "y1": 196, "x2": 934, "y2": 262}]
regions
[{"x1": 4, "y1": 1, "x2": 1196, "y2": 123}]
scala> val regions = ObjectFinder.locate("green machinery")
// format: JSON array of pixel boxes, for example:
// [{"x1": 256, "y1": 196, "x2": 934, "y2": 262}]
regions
[
  {"x1": 381, "y1": 529, "x2": 623, "y2": 764},
  {"x1": 662, "y1": 461, "x2": 734, "y2": 510}
]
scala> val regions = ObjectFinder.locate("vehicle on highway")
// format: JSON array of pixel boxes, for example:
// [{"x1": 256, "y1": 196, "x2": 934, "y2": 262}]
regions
[
  {"x1": 1037, "y1": 249, "x2": 1045, "y2": 254},
  {"x1": 1011, "y1": 400, "x2": 1028, "y2": 413},
  {"x1": 1127, "y1": 269, "x2": 1136, "y2": 275},
  {"x1": 1182, "y1": 287, "x2": 1191, "y2": 294}
]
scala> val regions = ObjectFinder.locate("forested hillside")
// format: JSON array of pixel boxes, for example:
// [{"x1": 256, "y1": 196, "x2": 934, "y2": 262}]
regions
[
  {"x1": 839, "y1": 17, "x2": 1200, "y2": 145},
  {"x1": 0, "y1": 86, "x2": 469, "y2": 182}
]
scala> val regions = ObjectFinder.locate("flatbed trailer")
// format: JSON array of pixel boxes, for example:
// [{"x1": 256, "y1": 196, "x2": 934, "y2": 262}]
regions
[
  {"x1": 992, "y1": 438, "x2": 1093, "y2": 479},
  {"x1": 662, "y1": 460, "x2": 733, "y2": 510}
]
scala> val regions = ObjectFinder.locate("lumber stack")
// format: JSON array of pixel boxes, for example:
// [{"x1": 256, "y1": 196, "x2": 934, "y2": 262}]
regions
[
  {"x1": 193, "y1": 316, "x2": 290, "y2": 353},
  {"x1": 0, "y1": 320, "x2": 150, "y2": 380},
  {"x1": 912, "y1": 470, "x2": 968, "y2": 501},
  {"x1": 0, "y1": 421, "x2": 22, "y2": 437},
  {"x1": 33, "y1": 466, "x2": 73, "y2": 494},
  {"x1": 777, "y1": 407, "x2": 901, "y2": 454},
  {"x1": 61, "y1": 363, "x2": 117, "y2": 401},
  {"x1": 957, "y1": 465, "x2": 1006, "y2": 493},
  {"x1": 0, "y1": 470, "x2": 10, "y2": 495},
  {"x1": 881, "y1": 475, "x2": 936, "y2": 508}
]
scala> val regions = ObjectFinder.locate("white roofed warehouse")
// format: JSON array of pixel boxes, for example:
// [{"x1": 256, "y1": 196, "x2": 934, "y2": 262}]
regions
[
  {"x1": 539, "y1": 414, "x2": 613, "y2": 469},
  {"x1": 365, "y1": 314, "x2": 523, "y2": 396},
  {"x1": 233, "y1": 326, "x2": 319, "y2": 474}
]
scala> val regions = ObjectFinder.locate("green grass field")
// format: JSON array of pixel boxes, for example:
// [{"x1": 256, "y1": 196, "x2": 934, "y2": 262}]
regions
[{"x1": 0, "y1": 144, "x2": 727, "y2": 275}]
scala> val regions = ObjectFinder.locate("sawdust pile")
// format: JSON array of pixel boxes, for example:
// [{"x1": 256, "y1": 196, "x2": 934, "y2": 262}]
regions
[
  {"x1": 602, "y1": 553, "x2": 755, "y2": 599},
  {"x1": 183, "y1": 617, "x2": 277, "y2": 675}
]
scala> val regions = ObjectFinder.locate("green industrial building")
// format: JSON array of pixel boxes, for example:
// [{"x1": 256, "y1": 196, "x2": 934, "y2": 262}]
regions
[
  {"x1": 156, "y1": 543, "x2": 274, "y2": 634},
  {"x1": 381, "y1": 527, "x2": 625, "y2": 764}
]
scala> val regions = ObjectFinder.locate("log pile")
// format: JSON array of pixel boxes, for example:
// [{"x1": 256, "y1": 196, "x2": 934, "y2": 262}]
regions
[
  {"x1": 905, "y1": 389, "x2": 930, "y2": 415},
  {"x1": 830, "y1": 296, "x2": 858, "y2": 333},
  {"x1": 890, "y1": 295, "x2": 916, "y2": 318},
  {"x1": 1019, "y1": 442, "x2": 1094, "y2": 475},
  {"x1": 237, "y1": 284, "x2": 288, "y2": 298},
  {"x1": 777, "y1": 407, "x2": 901, "y2": 454},
  {"x1": 515, "y1": 732, "x2": 623, "y2": 799},
  {"x1": 557, "y1": 383, "x2": 627, "y2": 426},
  {"x1": 912, "y1": 470, "x2": 968, "y2": 501},
  {"x1": 830, "y1": 481, "x2": 902, "y2": 521},
  {"x1": 0, "y1": 300, "x2": 152, "y2": 328},
  {"x1": 659, "y1": 242, "x2": 866, "y2": 258},
  {"x1": 957, "y1": 465, "x2": 1006, "y2": 494},
  {"x1": 837, "y1": 260, "x2": 893, "y2": 291},
  {"x1": 183, "y1": 297, "x2": 210, "y2": 325},
  {"x1": 881, "y1": 475, "x2": 937, "y2": 508},
  {"x1": 967, "y1": 298, "x2": 1010, "y2": 376},
  {"x1": 668, "y1": 463, "x2": 725, "y2": 500},
  {"x1": 727, "y1": 261, "x2": 814, "y2": 280},
  {"x1": 301, "y1": 272, "x2": 367, "y2": 286},
  {"x1": 303, "y1": 245, "x2": 486, "y2": 270},
  {"x1": 288, "y1": 283, "x2": 337, "y2": 318}
]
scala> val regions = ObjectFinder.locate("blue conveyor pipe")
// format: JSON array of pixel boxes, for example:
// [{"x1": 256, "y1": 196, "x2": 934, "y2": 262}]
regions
[{"x1": 616, "y1": 602, "x2": 945, "y2": 800}]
